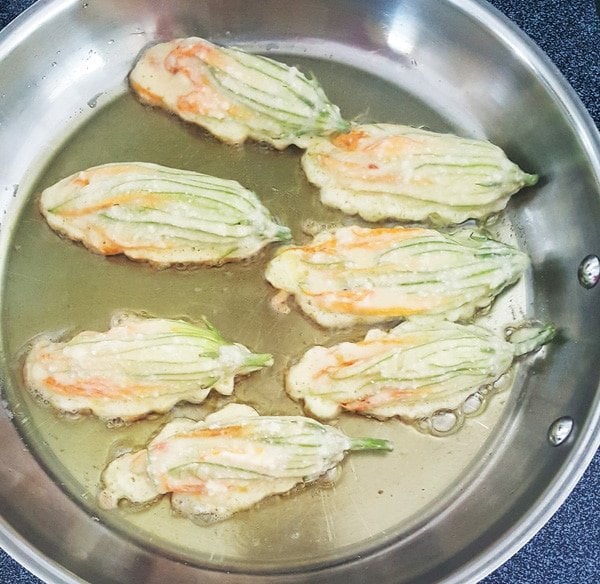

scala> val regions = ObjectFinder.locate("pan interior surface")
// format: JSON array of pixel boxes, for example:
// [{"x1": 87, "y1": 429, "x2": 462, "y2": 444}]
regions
[{"x1": 0, "y1": 1, "x2": 598, "y2": 583}]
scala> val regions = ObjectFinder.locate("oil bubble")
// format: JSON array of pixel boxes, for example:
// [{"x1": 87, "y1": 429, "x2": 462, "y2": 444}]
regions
[
  {"x1": 462, "y1": 393, "x2": 483, "y2": 415},
  {"x1": 430, "y1": 409, "x2": 462, "y2": 435},
  {"x1": 493, "y1": 373, "x2": 512, "y2": 392}
]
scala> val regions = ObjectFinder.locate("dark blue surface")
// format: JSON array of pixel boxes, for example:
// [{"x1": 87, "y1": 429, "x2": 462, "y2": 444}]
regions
[{"x1": 0, "y1": 0, "x2": 598, "y2": 583}]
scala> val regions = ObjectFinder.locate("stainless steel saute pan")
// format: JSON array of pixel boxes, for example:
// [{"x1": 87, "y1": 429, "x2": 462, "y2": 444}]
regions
[{"x1": 0, "y1": 1, "x2": 599, "y2": 583}]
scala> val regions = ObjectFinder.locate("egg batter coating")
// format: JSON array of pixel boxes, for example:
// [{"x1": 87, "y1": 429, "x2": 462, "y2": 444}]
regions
[
  {"x1": 265, "y1": 225, "x2": 529, "y2": 328},
  {"x1": 23, "y1": 314, "x2": 273, "y2": 422},
  {"x1": 286, "y1": 319, "x2": 555, "y2": 421},
  {"x1": 39, "y1": 162, "x2": 291, "y2": 267},
  {"x1": 98, "y1": 404, "x2": 392, "y2": 522},
  {"x1": 129, "y1": 37, "x2": 349, "y2": 149},
  {"x1": 301, "y1": 124, "x2": 538, "y2": 224}
]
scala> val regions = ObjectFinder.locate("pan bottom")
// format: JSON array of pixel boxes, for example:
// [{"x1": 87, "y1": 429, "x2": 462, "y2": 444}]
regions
[{"x1": 1, "y1": 56, "x2": 526, "y2": 569}]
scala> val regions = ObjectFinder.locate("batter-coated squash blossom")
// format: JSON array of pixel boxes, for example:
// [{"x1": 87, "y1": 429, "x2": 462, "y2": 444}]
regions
[
  {"x1": 98, "y1": 404, "x2": 392, "y2": 522},
  {"x1": 129, "y1": 37, "x2": 349, "y2": 149},
  {"x1": 265, "y1": 225, "x2": 529, "y2": 328},
  {"x1": 39, "y1": 162, "x2": 291, "y2": 266},
  {"x1": 23, "y1": 314, "x2": 272, "y2": 422},
  {"x1": 301, "y1": 123, "x2": 538, "y2": 224},
  {"x1": 286, "y1": 319, "x2": 555, "y2": 421}
]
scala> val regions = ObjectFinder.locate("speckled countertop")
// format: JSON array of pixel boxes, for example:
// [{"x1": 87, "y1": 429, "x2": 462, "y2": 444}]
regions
[{"x1": 0, "y1": 0, "x2": 598, "y2": 582}]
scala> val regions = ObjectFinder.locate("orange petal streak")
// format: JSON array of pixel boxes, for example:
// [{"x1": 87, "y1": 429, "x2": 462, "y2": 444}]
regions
[
  {"x1": 306, "y1": 289, "x2": 439, "y2": 316},
  {"x1": 54, "y1": 191, "x2": 168, "y2": 218},
  {"x1": 342, "y1": 386, "x2": 418, "y2": 412},
  {"x1": 42, "y1": 376, "x2": 157, "y2": 398},
  {"x1": 299, "y1": 226, "x2": 429, "y2": 256}
]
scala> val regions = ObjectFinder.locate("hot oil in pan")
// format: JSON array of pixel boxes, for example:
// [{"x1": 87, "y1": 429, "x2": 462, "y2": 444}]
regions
[{"x1": 0, "y1": 57, "x2": 526, "y2": 567}]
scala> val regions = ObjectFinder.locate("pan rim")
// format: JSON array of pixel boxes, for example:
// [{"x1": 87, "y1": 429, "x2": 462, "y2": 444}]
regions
[{"x1": 0, "y1": 1, "x2": 599, "y2": 583}]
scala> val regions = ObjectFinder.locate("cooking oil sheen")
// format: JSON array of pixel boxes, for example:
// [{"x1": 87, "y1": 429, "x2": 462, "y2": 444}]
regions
[{"x1": 0, "y1": 57, "x2": 526, "y2": 568}]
